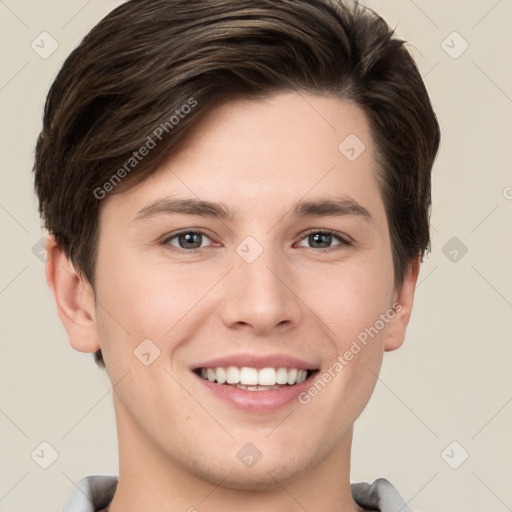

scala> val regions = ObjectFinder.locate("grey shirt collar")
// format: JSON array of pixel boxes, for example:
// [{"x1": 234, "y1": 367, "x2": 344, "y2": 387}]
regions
[{"x1": 62, "y1": 474, "x2": 414, "y2": 512}]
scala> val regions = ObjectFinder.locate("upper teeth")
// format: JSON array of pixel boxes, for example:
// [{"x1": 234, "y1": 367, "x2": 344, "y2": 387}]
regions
[{"x1": 199, "y1": 367, "x2": 309, "y2": 386}]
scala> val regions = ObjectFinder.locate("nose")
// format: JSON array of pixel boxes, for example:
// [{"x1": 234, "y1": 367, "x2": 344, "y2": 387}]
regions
[{"x1": 219, "y1": 243, "x2": 302, "y2": 335}]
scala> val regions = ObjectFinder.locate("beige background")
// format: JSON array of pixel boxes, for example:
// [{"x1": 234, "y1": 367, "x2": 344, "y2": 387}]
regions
[{"x1": 1, "y1": 1, "x2": 511, "y2": 511}]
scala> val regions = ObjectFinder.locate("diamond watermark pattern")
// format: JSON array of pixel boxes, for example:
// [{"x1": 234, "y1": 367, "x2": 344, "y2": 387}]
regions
[
  {"x1": 236, "y1": 442, "x2": 263, "y2": 468},
  {"x1": 441, "y1": 31, "x2": 469, "y2": 59},
  {"x1": 31, "y1": 441, "x2": 59, "y2": 469},
  {"x1": 338, "y1": 134, "x2": 366, "y2": 162},
  {"x1": 442, "y1": 237, "x2": 468, "y2": 263},
  {"x1": 134, "y1": 338, "x2": 161, "y2": 366},
  {"x1": 31, "y1": 32, "x2": 59, "y2": 59},
  {"x1": 236, "y1": 236, "x2": 263, "y2": 264},
  {"x1": 441, "y1": 441, "x2": 469, "y2": 469},
  {"x1": 32, "y1": 237, "x2": 49, "y2": 262}
]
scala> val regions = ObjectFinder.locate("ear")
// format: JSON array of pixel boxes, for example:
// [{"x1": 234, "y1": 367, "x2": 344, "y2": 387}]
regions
[
  {"x1": 45, "y1": 234, "x2": 101, "y2": 354},
  {"x1": 384, "y1": 255, "x2": 421, "y2": 352}
]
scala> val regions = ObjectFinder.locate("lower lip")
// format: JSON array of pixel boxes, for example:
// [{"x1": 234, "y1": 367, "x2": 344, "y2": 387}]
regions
[{"x1": 193, "y1": 371, "x2": 318, "y2": 413}]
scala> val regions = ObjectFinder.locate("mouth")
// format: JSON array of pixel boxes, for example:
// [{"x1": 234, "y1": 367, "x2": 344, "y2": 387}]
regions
[
  {"x1": 191, "y1": 353, "x2": 320, "y2": 412},
  {"x1": 193, "y1": 366, "x2": 318, "y2": 391}
]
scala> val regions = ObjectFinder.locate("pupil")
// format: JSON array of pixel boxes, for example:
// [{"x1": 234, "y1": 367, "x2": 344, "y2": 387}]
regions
[
  {"x1": 311, "y1": 233, "x2": 330, "y2": 248},
  {"x1": 180, "y1": 233, "x2": 201, "y2": 249}
]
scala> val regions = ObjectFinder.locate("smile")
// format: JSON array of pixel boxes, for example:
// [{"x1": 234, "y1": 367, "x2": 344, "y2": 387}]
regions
[
  {"x1": 195, "y1": 366, "x2": 313, "y2": 391},
  {"x1": 191, "y1": 353, "x2": 320, "y2": 411}
]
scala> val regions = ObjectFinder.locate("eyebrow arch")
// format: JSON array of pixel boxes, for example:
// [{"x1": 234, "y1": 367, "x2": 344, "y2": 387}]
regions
[
  {"x1": 292, "y1": 197, "x2": 373, "y2": 224},
  {"x1": 135, "y1": 198, "x2": 232, "y2": 221},
  {"x1": 134, "y1": 196, "x2": 373, "y2": 224}
]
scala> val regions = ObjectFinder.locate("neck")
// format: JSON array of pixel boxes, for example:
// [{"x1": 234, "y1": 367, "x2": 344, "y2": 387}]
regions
[{"x1": 106, "y1": 399, "x2": 362, "y2": 512}]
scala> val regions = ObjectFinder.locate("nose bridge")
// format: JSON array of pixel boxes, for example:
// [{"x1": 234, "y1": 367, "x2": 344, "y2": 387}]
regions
[{"x1": 220, "y1": 237, "x2": 300, "y2": 333}]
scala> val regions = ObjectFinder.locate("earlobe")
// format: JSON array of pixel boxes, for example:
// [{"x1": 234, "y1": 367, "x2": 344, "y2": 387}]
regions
[
  {"x1": 384, "y1": 255, "x2": 421, "y2": 352},
  {"x1": 45, "y1": 235, "x2": 101, "y2": 354}
]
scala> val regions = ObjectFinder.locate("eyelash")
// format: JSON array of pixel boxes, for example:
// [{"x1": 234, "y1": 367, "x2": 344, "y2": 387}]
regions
[{"x1": 161, "y1": 228, "x2": 352, "y2": 253}]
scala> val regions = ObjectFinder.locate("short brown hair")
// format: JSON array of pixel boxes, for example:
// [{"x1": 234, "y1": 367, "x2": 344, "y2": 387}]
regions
[{"x1": 33, "y1": 0, "x2": 440, "y2": 368}]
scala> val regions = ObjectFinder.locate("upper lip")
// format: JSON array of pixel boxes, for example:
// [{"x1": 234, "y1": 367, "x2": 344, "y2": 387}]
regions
[{"x1": 193, "y1": 353, "x2": 319, "y2": 371}]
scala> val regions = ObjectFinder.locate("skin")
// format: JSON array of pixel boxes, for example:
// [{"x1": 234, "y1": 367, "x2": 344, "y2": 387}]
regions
[{"x1": 46, "y1": 91, "x2": 419, "y2": 512}]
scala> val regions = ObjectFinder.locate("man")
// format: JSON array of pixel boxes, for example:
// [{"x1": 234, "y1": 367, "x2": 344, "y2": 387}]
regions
[{"x1": 33, "y1": 0, "x2": 440, "y2": 510}]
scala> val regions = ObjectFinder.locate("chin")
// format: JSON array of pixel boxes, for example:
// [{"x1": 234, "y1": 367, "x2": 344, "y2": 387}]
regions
[{"x1": 193, "y1": 456, "x2": 309, "y2": 491}]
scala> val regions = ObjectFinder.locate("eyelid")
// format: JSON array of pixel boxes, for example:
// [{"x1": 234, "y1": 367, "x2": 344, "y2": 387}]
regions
[
  {"x1": 161, "y1": 228, "x2": 352, "y2": 252},
  {"x1": 161, "y1": 228, "x2": 215, "y2": 249},
  {"x1": 296, "y1": 228, "x2": 353, "y2": 248}
]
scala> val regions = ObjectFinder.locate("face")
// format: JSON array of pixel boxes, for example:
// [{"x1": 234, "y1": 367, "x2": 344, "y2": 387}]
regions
[{"x1": 85, "y1": 92, "x2": 412, "y2": 489}]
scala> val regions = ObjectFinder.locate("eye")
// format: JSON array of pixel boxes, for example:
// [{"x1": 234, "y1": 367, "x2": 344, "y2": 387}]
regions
[
  {"x1": 296, "y1": 230, "x2": 351, "y2": 250},
  {"x1": 163, "y1": 230, "x2": 213, "y2": 251},
  {"x1": 161, "y1": 228, "x2": 351, "y2": 252}
]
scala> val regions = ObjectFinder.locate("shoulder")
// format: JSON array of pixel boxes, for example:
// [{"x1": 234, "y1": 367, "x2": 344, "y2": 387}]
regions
[
  {"x1": 351, "y1": 478, "x2": 415, "y2": 512},
  {"x1": 62, "y1": 475, "x2": 118, "y2": 512}
]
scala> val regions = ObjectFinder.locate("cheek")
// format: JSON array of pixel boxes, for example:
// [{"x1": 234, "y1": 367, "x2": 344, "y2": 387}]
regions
[
  {"x1": 303, "y1": 267, "x2": 393, "y2": 426},
  {"x1": 302, "y1": 253, "x2": 394, "y2": 341},
  {"x1": 94, "y1": 246, "x2": 206, "y2": 340}
]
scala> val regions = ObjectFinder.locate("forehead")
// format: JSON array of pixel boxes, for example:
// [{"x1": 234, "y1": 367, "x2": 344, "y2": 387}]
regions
[
  {"x1": 100, "y1": 91, "x2": 386, "y2": 228},
  {"x1": 171, "y1": 91, "x2": 376, "y2": 179}
]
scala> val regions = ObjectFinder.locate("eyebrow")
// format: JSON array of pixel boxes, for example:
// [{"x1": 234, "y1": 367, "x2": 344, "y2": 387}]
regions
[{"x1": 134, "y1": 196, "x2": 374, "y2": 224}]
